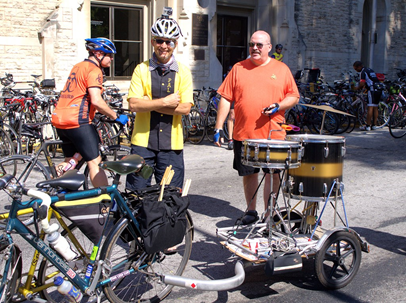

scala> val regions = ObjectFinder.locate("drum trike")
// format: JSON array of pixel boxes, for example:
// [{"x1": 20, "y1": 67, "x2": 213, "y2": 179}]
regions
[{"x1": 217, "y1": 134, "x2": 370, "y2": 289}]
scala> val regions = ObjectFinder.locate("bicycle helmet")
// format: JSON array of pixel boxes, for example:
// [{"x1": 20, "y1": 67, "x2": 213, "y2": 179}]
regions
[
  {"x1": 85, "y1": 38, "x2": 116, "y2": 54},
  {"x1": 151, "y1": 17, "x2": 182, "y2": 39},
  {"x1": 275, "y1": 44, "x2": 283, "y2": 50}
]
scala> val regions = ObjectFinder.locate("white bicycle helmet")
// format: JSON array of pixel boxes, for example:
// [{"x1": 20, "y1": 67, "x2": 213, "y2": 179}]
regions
[{"x1": 151, "y1": 17, "x2": 182, "y2": 40}]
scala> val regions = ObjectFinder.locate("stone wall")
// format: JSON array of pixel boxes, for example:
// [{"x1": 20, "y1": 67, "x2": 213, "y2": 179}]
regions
[{"x1": 291, "y1": 0, "x2": 406, "y2": 82}]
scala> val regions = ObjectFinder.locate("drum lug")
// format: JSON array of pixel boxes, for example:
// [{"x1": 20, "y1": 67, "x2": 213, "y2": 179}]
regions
[
  {"x1": 287, "y1": 150, "x2": 292, "y2": 163},
  {"x1": 323, "y1": 183, "x2": 327, "y2": 195},
  {"x1": 341, "y1": 146, "x2": 346, "y2": 157},
  {"x1": 324, "y1": 147, "x2": 329, "y2": 158},
  {"x1": 246, "y1": 145, "x2": 250, "y2": 161},
  {"x1": 266, "y1": 148, "x2": 270, "y2": 162},
  {"x1": 254, "y1": 145, "x2": 259, "y2": 161},
  {"x1": 299, "y1": 182, "x2": 304, "y2": 193},
  {"x1": 298, "y1": 147, "x2": 304, "y2": 161}
]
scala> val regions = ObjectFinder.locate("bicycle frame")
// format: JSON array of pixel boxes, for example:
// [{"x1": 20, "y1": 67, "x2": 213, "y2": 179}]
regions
[{"x1": 0, "y1": 182, "x2": 142, "y2": 298}]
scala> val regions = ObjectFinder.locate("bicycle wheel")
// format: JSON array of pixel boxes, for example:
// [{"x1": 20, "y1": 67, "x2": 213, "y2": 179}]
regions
[
  {"x1": 101, "y1": 216, "x2": 193, "y2": 303},
  {"x1": 0, "y1": 243, "x2": 22, "y2": 303},
  {"x1": 38, "y1": 223, "x2": 95, "y2": 302},
  {"x1": 83, "y1": 145, "x2": 131, "y2": 189},
  {"x1": 0, "y1": 156, "x2": 50, "y2": 212},
  {"x1": 0, "y1": 128, "x2": 14, "y2": 158},
  {"x1": 309, "y1": 109, "x2": 338, "y2": 135},
  {"x1": 388, "y1": 107, "x2": 406, "y2": 138},
  {"x1": 186, "y1": 109, "x2": 205, "y2": 144},
  {"x1": 374, "y1": 101, "x2": 390, "y2": 128},
  {"x1": 97, "y1": 121, "x2": 119, "y2": 146},
  {"x1": 205, "y1": 107, "x2": 217, "y2": 142}
]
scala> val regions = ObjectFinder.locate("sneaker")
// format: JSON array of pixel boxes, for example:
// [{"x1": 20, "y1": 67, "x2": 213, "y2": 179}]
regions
[
  {"x1": 371, "y1": 126, "x2": 379, "y2": 130},
  {"x1": 227, "y1": 140, "x2": 234, "y2": 150},
  {"x1": 359, "y1": 125, "x2": 371, "y2": 131}
]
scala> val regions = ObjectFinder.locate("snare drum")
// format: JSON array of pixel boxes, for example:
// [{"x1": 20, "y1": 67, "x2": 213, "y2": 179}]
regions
[
  {"x1": 242, "y1": 139, "x2": 301, "y2": 169},
  {"x1": 285, "y1": 134, "x2": 346, "y2": 200}
]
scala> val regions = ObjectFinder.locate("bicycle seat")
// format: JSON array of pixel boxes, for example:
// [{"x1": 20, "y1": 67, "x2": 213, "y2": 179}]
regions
[
  {"x1": 36, "y1": 170, "x2": 85, "y2": 191},
  {"x1": 21, "y1": 124, "x2": 42, "y2": 139},
  {"x1": 100, "y1": 154, "x2": 146, "y2": 175}
]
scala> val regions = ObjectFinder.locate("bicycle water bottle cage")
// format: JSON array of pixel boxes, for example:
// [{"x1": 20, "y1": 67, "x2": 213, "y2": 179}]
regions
[{"x1": 36, "y1": 170, "x2": 85, "y2": 191}]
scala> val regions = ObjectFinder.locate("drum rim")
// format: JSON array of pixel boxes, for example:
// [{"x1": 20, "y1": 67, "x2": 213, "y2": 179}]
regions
[
  {"x1": 243, "y1": 139, "x2": 301, "y2": 148},
  {"x1": 286, "y1": 134, "x2": 345, "y2": 143}
]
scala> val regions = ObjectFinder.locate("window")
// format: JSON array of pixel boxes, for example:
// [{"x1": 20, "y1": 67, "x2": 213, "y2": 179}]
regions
[
  {"x1": 217, "y1": 15, "x2": 248, "y2": 78},
  {"x1": 91, "y1": 4, "x2": 143, "y2": 79}
]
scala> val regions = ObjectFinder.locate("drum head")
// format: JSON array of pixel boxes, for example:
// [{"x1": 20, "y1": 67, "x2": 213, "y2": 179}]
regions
[{"x1": 286, "y1": 134, "x2": 345, "y2": 144}]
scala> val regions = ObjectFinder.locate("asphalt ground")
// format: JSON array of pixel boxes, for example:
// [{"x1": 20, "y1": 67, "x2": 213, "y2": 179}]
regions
[{"x1": 5, "y1": 126, "x2": 406, "y2": 303}]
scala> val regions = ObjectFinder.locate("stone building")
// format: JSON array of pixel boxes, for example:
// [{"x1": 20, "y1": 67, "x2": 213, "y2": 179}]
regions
[{"x1": 1, "y1": 0, "x2": 405, "y2": 92}]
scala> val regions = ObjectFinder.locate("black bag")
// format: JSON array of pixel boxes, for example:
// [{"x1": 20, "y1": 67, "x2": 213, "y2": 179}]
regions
[
  {"x1": 137, "y1": 186, "x2": 189, "y2": 254},
  {"x1": 52, "y1": 194, "x2": 111, "y2": 244},
  {"x1": 40, "y1": 78, "x2": 56, "y2": 88}
]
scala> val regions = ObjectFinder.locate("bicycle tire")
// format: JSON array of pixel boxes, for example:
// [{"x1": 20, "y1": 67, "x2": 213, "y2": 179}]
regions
[
  {"x1": 388, "y1": 107, "x2": 406, "y2": 138},
  {"x1": 83, "y1": 145, "x2": 131, "y2": 189},
  {"x1": 186, "y1": 109, "x2": 205, "y2": 144},
  {"x1": 38, "y1": 223, "x2": 95, "y2": 302},
  {"x1": 311, "y1": 110, "x2": 339, "y2": 135},
  {"x1": 0, "y1": 156, "x2": 50, "y2": 212},
  {"x1": 205, "y1": 107, "x2": 218, "y2": 142},
  {"x1": 0, "y1": 244, "x2": 22, "y2": 303},
  {"x1": 0, "y1": 128, "x2": 14, "y2": 158},
  {"x1": 1, "y1": 123, "x2": 21, "y2": 154},
  {"x1": 101, "y1": 216, "x2": 193, "y2": 303}
]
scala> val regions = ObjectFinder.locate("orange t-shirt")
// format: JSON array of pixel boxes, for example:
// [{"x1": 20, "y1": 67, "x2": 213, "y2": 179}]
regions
[
  {"x1": 217, "y1": 58, "x2": 299, "y2": 140},
  {"x1": 52, "y1": 60, "x2": 103, "y2": 129}
]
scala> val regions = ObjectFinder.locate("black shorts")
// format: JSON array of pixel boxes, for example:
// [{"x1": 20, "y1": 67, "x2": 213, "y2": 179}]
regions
[
  {"x1": 233, "y1": 140, "x2": 279, "y2": 176},
  {"x1": 367, "y1": 89, "x2": 382, "y2": 107},
  {"x1": 56, "y1": 124, "x2": 101, "y2": 161}
]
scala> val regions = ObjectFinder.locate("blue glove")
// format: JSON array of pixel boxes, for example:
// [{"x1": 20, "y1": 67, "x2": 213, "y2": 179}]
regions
[
  {"x1": 213, "y1": 129, "x2": 224, "y2": 145},
  {"x1": 115, "y1": 114, "x2": 128, "y2": 125},
  {"x1": 262, "y1": 103, "x2": 280, "y2": 116}
]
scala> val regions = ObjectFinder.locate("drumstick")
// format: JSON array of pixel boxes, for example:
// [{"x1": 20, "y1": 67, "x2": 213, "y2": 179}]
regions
[
  {"x1": 160, "y1": 165, "x2": 172, "y2": 185},
  {"x1": 166, "y1": 169, "x2": 175, "y2": 185},
  {"x1": 182, "y1": 179, "x2": 192, "y2": 197}
]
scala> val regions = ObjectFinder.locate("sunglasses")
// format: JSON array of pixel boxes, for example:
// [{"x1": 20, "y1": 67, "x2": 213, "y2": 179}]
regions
[
  {"x1": 154, "y1": 38, "x2": 175, "y2": 46},
  {"x1": 248, "y1": 42, "x2": 269, "y2": 49}
]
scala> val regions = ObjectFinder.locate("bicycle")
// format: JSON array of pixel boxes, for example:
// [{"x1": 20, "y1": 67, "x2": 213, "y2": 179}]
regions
[
  {"x1": 387, "y1": 82, "x2": 406, "y2": 138},
  {"x1": 0, "y1": 154, "x2": 194, "y2": 302},
  {"x1": 0, "y1": 121, "x2": 131, "y2": 205}
]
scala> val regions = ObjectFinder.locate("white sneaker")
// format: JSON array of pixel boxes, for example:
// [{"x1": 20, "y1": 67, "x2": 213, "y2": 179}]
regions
[
  {"x1": 359, "y1": 125, "x2": 371, "y2": 131},
  {"x1": 371, "y1": 126, "x2": 379, "y2": 130}
]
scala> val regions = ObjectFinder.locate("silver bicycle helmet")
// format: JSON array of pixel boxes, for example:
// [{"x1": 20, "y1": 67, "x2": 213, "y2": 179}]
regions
[{"x1": 151, "y1": 16, "x2": 182, "y2": 39}]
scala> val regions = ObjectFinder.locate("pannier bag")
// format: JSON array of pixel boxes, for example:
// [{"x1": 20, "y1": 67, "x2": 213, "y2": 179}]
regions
[
  {"x1": 52, "y1": 194, "x2": 111, "y2": 244},
  {"x1": 130, "y1": 185, "x2": 190, "y2": 254}
]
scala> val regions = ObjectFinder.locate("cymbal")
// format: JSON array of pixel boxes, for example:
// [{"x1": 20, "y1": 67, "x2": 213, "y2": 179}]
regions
[{"x1": 300, "y1": 103, "x2": 355, "y2": 117}]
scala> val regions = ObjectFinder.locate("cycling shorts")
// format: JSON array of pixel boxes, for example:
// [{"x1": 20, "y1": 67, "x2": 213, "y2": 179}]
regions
[{"x1": 56, "y1": 124, "x2": 101, "y2": 161}]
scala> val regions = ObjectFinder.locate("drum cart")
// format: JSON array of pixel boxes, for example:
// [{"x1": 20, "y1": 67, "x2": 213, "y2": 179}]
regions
[{"x1": 217, "y1": 135, "x2": 370, "y2": 289}]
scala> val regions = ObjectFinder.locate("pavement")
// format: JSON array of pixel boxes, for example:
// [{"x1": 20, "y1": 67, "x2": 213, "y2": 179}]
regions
[{"x1": 7, "y1": 127, "x2": 406, "y2": 303}]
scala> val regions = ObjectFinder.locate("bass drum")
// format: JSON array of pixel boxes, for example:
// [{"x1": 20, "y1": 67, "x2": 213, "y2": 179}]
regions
[{"x1": 285, "y1": 134, "x2": 346, "y2": 200}]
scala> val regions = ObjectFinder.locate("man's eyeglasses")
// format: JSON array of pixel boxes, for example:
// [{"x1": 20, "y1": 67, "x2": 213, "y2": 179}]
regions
[
  {"x1": 248, "y1": 42, "x2": 269, "y2": 49},
  {"x1": 154, "y1": 38, "x2": 175, "y2": 46}
]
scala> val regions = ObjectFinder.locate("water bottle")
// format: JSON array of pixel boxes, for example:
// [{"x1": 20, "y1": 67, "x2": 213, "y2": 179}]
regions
[
  {"x1": 63, "y1": 153, "x2": 81, "y2": 172},
  {"x1": 47, "y1": 231, "x2": 77, "y2": 261},
  {"x1": 54, "y1": 276, "x2": 83, "y2": 303}
]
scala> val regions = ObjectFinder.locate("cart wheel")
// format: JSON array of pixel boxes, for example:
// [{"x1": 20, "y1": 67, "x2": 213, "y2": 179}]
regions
[{"x1": 315, "y1": 231, "x2": 361, "y2": 289}]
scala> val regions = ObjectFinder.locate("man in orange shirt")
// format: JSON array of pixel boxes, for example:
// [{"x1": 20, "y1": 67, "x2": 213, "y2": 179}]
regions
[
  {"x1": 214, "y1": 30, "x2": 299, "y2": 225},
  {"x1": 52, "y1": 38, "x2": 128, "y2": 187}
]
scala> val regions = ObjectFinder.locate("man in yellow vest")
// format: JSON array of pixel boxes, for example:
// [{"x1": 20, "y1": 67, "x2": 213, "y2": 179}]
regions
[{"x1": 271, "y1": 44, "x2": 283, "y2": 62}]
